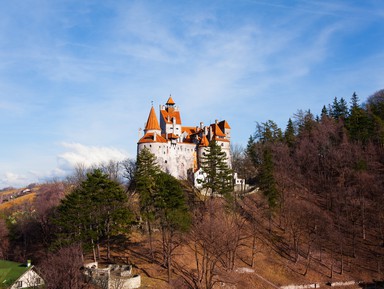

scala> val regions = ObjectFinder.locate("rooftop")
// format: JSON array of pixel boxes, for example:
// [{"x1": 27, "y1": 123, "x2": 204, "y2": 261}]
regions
[{"x1": 0, "y1": 260, "x2": 30, "y2": 288}]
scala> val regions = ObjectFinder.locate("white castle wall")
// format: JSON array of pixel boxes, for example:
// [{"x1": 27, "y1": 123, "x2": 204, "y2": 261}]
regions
[{"x1": 138, "y1": 142, "x2": 196, "y2": 180}]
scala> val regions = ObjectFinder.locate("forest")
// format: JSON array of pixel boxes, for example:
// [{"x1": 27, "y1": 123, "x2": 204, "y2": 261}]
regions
[{"x1": 0, "y1": 89, "x2": 384, "y2": 289}]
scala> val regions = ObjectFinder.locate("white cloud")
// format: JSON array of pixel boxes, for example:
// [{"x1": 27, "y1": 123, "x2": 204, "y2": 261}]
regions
[
  {"x1": 57, "y1": 142, "x2": 129, "y2": 170},
  {"x1": 0, "y1": 172, "x2": 30, "y2": 188}
]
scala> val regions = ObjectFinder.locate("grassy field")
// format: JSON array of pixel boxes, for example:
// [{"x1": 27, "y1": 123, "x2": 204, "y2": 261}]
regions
[
  {"x1": 0, "y1": 193, "x2": 36, "y2": 211},
  {"x1": 0, "y1": 260, "x2": 29, "y2": 288}
]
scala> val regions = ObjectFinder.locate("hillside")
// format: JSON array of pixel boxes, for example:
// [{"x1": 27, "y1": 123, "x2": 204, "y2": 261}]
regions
[
  {"x1": 0, "y1": 177, "x2": 383, "y2": 288},
  {"x1": 1, "y1": 91, "x2": 384, "y2": 288}
]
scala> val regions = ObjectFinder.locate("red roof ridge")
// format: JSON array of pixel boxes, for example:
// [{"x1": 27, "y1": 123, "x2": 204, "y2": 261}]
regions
[{"x1": 138, "y1": 132, "x2": 167, "y2": 144}]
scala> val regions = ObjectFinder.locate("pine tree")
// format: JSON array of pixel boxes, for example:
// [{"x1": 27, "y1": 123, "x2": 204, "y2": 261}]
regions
[
  {"x1": 198, "y1": 140, "x2": 233, "y2": 198},
  {"x1": 331, "y1": 97, "x2": 348, "y2": 120},
  {"x1": 321, "y1": 105, "x2": 328, "y2": 118},
  {"x1": 55, "y1": 169, "x2": 132, "y2": 261},
  {"x1": 155, "y1": 172, "x2": 191, "y2": 281},
  {"x1": 347, "y1": 92, "x2": 373, "y2": 143},
  {"x1": 135, "y1": 147, "x2": 162, "y2": 259},
  {"x1": 255, "y1": 120, "x2": 283, "y2": 144},
  {"x1": 135, "y1": 148, "x2": 161, "y2": 218},
  {"x1": 284, "y1": 118, "x2": 296, "y2": 148},
  {"x1": 258, "y1": 148, "x2": 278, "y2": 209}
]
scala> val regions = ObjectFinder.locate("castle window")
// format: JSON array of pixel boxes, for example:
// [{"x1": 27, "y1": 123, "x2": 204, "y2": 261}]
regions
[
  {"x1": 221, "y1": 143, "x2": 224, "y2": 146},
  {"x1": 165, "y1": 160, "x2": 167, "y2": 163}
]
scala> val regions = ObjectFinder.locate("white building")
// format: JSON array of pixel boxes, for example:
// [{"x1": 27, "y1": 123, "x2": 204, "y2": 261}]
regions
[
  {"x1": 137, "y1": 96, "x2": 231, "y2": 181},
  {"x1": 0, "y1": 259, "x2": 44, "y2": 289}
]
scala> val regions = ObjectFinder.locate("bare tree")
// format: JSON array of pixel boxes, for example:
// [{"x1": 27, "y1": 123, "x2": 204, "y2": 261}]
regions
[
  {"x1": 0, "y1": 218, "x2": 9, "y2": 259},
  {"x1": 121, "y1": 158, "x2": 136, "y2": 190},
  {"x1": 100, "y1": 160, "x2": 122, "y2": 183},
  {"x1": 38, "y1": 244, "x2": 86, "y2": 289},
  {"x1": 65, "y1": 163, "x2": 89, "y2": 186},
  {"x1": 174, "y1": 200, "x2": 241, "y2": 289}
]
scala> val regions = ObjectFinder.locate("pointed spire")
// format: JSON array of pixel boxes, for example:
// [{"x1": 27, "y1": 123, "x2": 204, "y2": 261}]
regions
[
  {"x1": 166, "y1": 95, "x2": 175, "y2": 106},
  {"x1": 145, "y1": 106, "x2": 161, "y2": 131}
]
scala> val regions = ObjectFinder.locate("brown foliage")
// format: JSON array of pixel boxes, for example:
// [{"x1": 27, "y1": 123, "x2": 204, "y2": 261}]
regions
[
  {"x1": 37, "y1": 244, "x2": 87, "y2": 289},
  {"x1": 173, "y1": 200, "x2": 246, "y2": 289}
]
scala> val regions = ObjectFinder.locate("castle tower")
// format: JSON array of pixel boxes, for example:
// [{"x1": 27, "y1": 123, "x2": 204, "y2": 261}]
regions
[
  {"x1": 160, "y1": 95, "x2": 182, "y2": 140},
  {"x1": 144, "y1": 106, "x2": 161, "y2": 135},
  {"x1": 137, "y1": 105, "x2": 167, "y2": 155},
  {"x1": 137, "y1": 96, "x2": 232, "y2": 181}
]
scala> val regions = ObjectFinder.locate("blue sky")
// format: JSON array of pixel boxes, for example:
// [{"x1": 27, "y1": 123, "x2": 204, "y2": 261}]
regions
[{"x1": 1, "y1": 0, "x2": 383, "y2": 188}]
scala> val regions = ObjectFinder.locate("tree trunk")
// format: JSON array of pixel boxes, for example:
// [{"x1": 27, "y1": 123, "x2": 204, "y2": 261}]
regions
[
  {"x1": 147, "y1": 219, "x2": 154, "y2": 261},
  {"x1": 251, "y1": 233, "x2": 257, "y2": 268}
]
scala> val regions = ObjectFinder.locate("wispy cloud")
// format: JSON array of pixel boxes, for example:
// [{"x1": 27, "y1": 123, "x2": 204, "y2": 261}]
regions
[{"x1": 57, "y1": 142, "x2": 129, "y2": 170}]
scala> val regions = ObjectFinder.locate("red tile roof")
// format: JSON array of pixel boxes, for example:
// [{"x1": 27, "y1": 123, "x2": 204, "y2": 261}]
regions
[
  {"x1": 160, "y1": 109, "x2": 182, "y2": 125},
  {"x1": 200, "y1": 135, "x2": 209, "y2": 147},
  {"x1": 138, "y1": 132, "x2": 167, "y2": 144},
  {"x1": 167, "y1": 133, "x2": 179, "y2": 139},
  {"x1": 218, "y1": 120, "x2": 231, "y2": 130},
  {"x1": 210, "y1": 123, "x2": 226, "y2": 137},
  {"x1": 182, "y1": 126, "x2": 198, "y2": 135},
  {"x1": 166, "y1": 96, "x2": 175, "y2": 105},
  {"x1": 145, "y1": 106, "x2": 161, "y2": 131}
]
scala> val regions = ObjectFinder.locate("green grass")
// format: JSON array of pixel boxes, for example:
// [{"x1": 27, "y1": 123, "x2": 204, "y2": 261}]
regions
[{"x1": 0, "y1": 260, "x2": 29, "y2": 288}]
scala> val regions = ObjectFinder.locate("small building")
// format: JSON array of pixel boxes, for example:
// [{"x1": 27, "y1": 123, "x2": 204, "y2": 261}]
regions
[
  {"x1": 0, "y1": 259, "x2": 44, "y2": 289},
  {"x1": 83, "y1": 262, "x2": 141, "y2": 289}
]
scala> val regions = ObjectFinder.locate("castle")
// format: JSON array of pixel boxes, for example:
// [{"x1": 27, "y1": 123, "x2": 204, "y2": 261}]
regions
[{"x1": 137, "y1": 96, "x2": 232, "y2": 181}]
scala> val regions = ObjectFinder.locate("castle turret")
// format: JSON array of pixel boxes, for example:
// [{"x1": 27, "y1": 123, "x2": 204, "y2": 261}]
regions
[
  {"x1": 160, "y1": 95, "x2": 182, "y2": 137},
  {"x1": 138, "y1": 106, "x2": 166, "y2": 150},
  {"x1": 137, "y1": 96, "x2": 232, "y2": 181},
  {"x1": 144, "y1": 106, "x2": 161, "y2": 134}
]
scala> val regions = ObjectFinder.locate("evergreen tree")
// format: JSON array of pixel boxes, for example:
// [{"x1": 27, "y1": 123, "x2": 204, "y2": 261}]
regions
[
  {"x1": 55, "y1": 169, "x2": 132, "y2": 261},
  {"x1": 135, "y1": 148, "x2": 161, "y2": 219},
  {"x1": 258, "y1": 148, "x2": 278, "y2": 209},
  {"x1": 339, "y1": 97, "x2": 349, "y2": 119},
  {"x1": 135, "y1": 147, "x2": 162, "y2": 259},
  {"x1": 255, "y1": 120, "x2": 283, "y2": 144},
  {"x1": 246, "y1": 135, "x2": 260, "y2": 166},
  {"x1": 347, "y1": 92, "x2": 374, "y2": 143},
  {"x1": 198, "y1": 140, "x2": 233, "y2": 198},
  {"x1": 321, "y1": 105, "x2": 328, "y2": 118},
  {"x1": 294, "y1": 109, "x2": 315, "y2": 136},
  {"x1": 350, "y1": 92, "x2": 359, "y2": 109},
  {"x1": 331, "y1": 97, "x2": 348, "y2": 120},
  {"x1": 155, "y1": 172, "x2": 191, "y2": 281},
  {"x1": 284, "y1": 118, "x2": 296, "y2": 148}
]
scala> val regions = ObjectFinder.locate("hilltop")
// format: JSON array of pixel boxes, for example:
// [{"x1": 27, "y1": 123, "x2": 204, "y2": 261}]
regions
[{"x1": 0, "y1": 90, "x2": 383, "y2": 289}]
